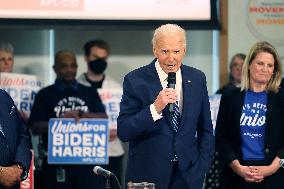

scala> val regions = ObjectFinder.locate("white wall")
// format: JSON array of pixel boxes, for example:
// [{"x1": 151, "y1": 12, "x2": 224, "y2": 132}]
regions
[
  {"x1": 0, "y1": 30, "x2": 54, "y2": 86},
  {"x1": 1, "y1": 29, "x2": 216, "y2": 94}
]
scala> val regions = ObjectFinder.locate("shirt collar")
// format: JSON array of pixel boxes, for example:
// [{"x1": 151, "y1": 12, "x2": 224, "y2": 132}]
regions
[{"x1": 55, "y1": 78, "x2": 78, "y2": 91}]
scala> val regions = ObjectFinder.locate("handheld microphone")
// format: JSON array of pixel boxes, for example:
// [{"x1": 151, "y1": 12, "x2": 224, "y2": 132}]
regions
[
  {"x1": 167, "y1": 72, "x2": 176, "y2": 112},
  {"x1": 93, "y1": 166, "x2": 114, "y2": 178}
]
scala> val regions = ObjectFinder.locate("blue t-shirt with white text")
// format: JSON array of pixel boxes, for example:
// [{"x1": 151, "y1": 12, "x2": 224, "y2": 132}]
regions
[{"x1": 240, "y1": 90, "x2": 267, "y2": 160}]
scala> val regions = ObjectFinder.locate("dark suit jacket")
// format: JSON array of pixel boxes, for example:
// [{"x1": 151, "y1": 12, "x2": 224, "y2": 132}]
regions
[
  {"x1": 117, "y1": 60, "x2": 214, "y2": 189},
  {"x1": 215, "y1": 88, "x2": 284, "y2": 188},
  {"x1": 0, "y1": 89, "x2": 31, "y2": 189}
]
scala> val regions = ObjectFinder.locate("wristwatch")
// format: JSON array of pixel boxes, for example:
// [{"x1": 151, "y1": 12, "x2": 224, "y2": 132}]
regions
[
  {"x1": 16, "y1": 164, "x2": 28, "y2": 181},
  {"x1": 279, "y1": 159, "x2": 284, "y2": 168}
]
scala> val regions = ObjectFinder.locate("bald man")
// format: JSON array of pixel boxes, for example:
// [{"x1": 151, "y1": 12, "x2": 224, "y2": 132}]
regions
[{"x1": 30, "y1": 50, "x2": 107, "y2": 189}]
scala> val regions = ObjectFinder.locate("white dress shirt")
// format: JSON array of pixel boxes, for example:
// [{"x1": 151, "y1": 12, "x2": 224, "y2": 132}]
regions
[{"x1": 150, "y1": 60, "x2": 183, "y2": 122}]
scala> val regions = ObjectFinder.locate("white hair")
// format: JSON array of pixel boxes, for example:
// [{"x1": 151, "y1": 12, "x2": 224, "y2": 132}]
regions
[
  {"x1": 152, "y1": 24, "x2": 186, "y2": 48},
  {"x1": 0, "y1": 42, "x2": 14, "y2": 53}
]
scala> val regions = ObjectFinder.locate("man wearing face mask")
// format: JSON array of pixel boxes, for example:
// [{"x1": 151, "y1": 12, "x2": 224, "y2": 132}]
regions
[
  {"x1": 77, "y1": 40, "x2": 124, "y2": 189},
  {"x1": 77, "y1": 40, "x2": 121, "y2": 88}
]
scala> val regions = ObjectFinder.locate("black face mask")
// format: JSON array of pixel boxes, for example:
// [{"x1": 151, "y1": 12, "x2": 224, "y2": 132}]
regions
[{"x1": 89, "y1": 58, "x2": 107, "y2": 74}]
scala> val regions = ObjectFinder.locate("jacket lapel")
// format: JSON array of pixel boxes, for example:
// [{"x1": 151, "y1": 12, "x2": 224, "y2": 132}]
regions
[
  {"x1": 235, "y1": 91, "x2": 245, "y2": 127},
  {"x1": 0, "y1": 104, "x2": 9, "y2": 138},
  {"x1": 147, "y1": 59, "x2": 163, "y2": 104},
  {"x1": 179, "y1": 66, "x2": 192, "y2": 131},
  {"x1": 232, "y1": 90, "x2": 245, "y2": 147},
  {"x1": 264, "y1": 92, "x2": 274, "y2": 147}
]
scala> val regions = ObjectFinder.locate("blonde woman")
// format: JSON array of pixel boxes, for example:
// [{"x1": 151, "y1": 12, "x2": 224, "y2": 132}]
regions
[{"x1": 216, "y1": 41, "x2": 284, "y2": 189}]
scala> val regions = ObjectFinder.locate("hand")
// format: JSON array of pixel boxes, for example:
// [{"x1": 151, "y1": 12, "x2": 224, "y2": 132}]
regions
[
  {"x1": 80, "y1": 112, "x2": 108, "y2": 119},
  {"x1": 248, "y1": 157, "x2": 280, "y2": 182},
  {"x1": 0, "y1": 166, "x2": 22, "y2": 188},
  {"x1": 245, "y1": 166, "x2": 272, "y2": 183},
  {"x1": 230, "y1": 160, "x2": 257, "y2": 182},
  {"x1": 109, "y1": 129, "x2": 117, "y2": 141},
  {"x1": 60, "y1": 110, "x2": 81, "y2": 122},
  {"x1": 245, "y1": 167, "x2": 264, "y2": 183},
  {"x1": 19, "y1": 110, "x2": 29, "y2": 123},
  {"x1": 154, "y1": 88, "x2": 177, "y2": 114}
]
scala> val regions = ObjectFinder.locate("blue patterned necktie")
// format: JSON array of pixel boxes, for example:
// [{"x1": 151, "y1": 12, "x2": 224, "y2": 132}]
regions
[{"x1": 172, "y1": 102, "x2": 181, "y2": 132}]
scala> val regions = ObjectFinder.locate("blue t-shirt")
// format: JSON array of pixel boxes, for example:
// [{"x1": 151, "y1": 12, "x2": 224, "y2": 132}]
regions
[{"x1": 240, "y1": 90, "x2": 267, "y2": 160}]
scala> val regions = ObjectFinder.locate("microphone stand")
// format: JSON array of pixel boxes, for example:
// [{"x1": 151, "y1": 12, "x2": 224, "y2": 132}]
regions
[
  {"x1": 104, "y1": 176, "x2": 111, "y2": 189},
  {"x1": 104, "y1": 173, "x2": 122, "y2": 189},
  {"x1": 94, "y1": 166, "x2": 121, "y2": 189}
]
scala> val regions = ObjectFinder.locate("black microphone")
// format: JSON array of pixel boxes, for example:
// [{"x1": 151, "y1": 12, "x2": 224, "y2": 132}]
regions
[
  {"x1": 167, "y1": 72, "x2": 176, "y2": 112},
  {"x1": 93, "y1": 166, "x2": 114, "y2": 178}
]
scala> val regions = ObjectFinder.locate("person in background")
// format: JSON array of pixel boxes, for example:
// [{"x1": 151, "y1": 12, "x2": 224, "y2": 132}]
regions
[
  {"x1": 215, "y1": 41, "x2": 284, "y2": 189},
  {"x1": 205, "y1": 53, "x2": 246, "y2": 189},
  {"x1": 29, "y1": 50, "x2": 107, "y2": 189},
  {"x1": 0, "y1": 42, "x2": 30, "y2": 123},
  {"x1": 0, "y1": 89, "x2": 31, "y2": 189},
  {"x1": 77, "y1": 40, "x2": 124, "y2": 189},
  {"x1": 0, "y1": 42, "x2": 14, "y2": 73},
  {"x1": 216, "y1": 53, "x2": 246, "y2": 94},
  {"x1": 117, "y1": 24, "x2": 214, "y2": 189}
]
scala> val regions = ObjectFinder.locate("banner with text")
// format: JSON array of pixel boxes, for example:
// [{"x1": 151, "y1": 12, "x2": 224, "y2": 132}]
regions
[
  {"x1": 98, "y1": 88, "x2": 122, "y2": 130},
  {"x1": 20, "y1": 150, "x2": 34, "y2": 189},
  {"x1": 48, "y1": 118, "x2": 109, "y2": 164},
  {"x1": 0, "y1": 72, "x2": 42, "y2": 115}
]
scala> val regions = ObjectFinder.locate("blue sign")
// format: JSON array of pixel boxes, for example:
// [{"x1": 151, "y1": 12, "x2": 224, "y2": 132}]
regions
[{"x1": 48, "y1": 118, "x2": 109, "y2": 165}]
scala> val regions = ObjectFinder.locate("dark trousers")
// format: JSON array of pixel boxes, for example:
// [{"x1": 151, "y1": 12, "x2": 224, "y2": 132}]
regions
[{"x1": 168, "y1": 162, "x2": 188, "y2": 189}]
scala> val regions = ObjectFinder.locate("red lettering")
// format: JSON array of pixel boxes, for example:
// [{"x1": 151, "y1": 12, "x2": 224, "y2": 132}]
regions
[
  {"x1": 249, "y1": 7, "x2": 258, "y2": 13},
  {"x1": 249, "y1": 6, "x2": 284, "y2": 13}
]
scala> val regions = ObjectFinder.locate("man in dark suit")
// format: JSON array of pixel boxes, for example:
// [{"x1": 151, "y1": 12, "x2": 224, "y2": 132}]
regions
[
  {"x1": 117, "y1": 24, "x2": 214, "y2": 189},
  {"x1": 0, "y1": 89, "x2": 31, "y2": 189}
]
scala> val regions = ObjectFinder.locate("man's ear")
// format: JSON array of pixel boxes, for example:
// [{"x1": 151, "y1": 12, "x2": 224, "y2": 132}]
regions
[{"x1": 153, "y1": 47, "x2": 157, "y2": 58}]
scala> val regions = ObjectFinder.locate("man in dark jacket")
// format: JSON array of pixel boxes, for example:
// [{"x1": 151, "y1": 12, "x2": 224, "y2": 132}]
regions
[{"x1": 0, "y1": 89, "x2": 31, "y2": 189}]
